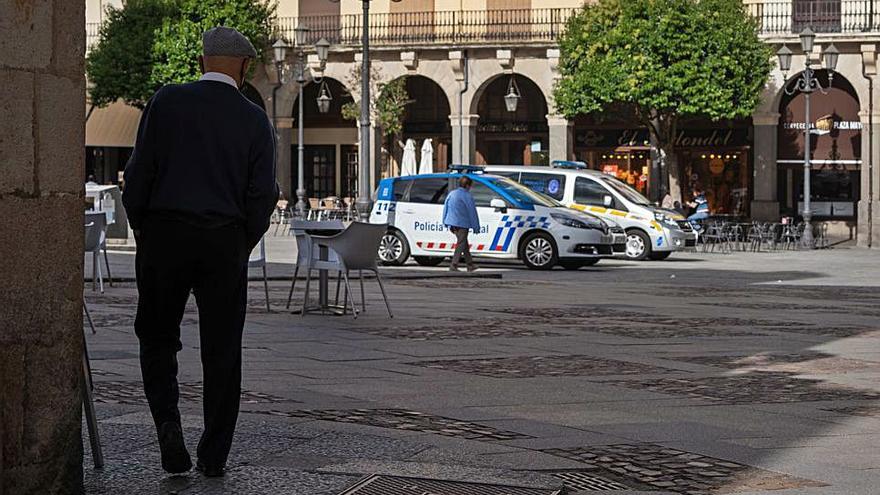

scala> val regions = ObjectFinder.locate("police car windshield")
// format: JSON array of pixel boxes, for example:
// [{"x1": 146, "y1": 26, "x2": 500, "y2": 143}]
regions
[
  {"x1": 488, "y1": 177, "x2": 562, "y2": 208},
  {"x1": 598, "y1": 175, "x2": 652, "y2": 206}
]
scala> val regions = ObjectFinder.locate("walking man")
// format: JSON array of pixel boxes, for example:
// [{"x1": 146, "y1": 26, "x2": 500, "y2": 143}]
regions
[
  {"x1": 122, "y1": 27, "x2": 278, "y2": 477},
  {"x1": 442, "y1": 175, "x2": 481, "y2": 272}
]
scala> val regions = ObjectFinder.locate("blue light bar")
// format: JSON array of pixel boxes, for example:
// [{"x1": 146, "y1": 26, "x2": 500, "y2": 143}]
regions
[
  {"x1": 448, "y1": 164, "x2": 486, "y2": 174},
  {"x1": 551, "y1": 160, "x2": 588, "y2": 169}
]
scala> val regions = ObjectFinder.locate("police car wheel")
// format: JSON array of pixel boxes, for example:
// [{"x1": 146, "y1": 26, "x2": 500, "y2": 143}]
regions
[
  {"x1": 521, "y1": 233, "x2": 558, "y2": 270},
  {"x1": 649, "y1": 251, "x2": 672, "y2": 261},
  {"x1": 413, "y1": 256, "x2": 444, "y2": 267},
  {"x1": 625, "y1": 230, "x2": 651, "y2": 261},
  {"x1": 378, "y1": 231, "x2": 409, "y2": 266}
]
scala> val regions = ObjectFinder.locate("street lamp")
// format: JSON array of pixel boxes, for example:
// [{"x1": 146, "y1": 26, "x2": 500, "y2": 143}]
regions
[
  {"x1": 293, "y1": 23, "x2": 311, "y2": 217},
  {"x1": 777, "y1": 28, "x2": 838, "y2": 249},
  {"x1": 504, "y1": 75, "x2": 521, "y2": 113},
  {"x1": 316, "y1": 80, "x2": 332, "y2": 114}
]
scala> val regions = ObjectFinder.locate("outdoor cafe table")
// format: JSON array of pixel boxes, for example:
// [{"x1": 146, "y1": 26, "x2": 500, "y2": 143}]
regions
[{"x1": 297, "y1": 225, "x2": 346, "y2": 315}]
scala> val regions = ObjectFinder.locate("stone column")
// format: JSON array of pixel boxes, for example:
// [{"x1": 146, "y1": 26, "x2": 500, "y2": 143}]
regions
[
  {"x1": 547, "y1": 115, "x2": 573, "y2": 163},
  {"x1": 858, "y1": 109, "x2": 880, "y2": 247},
  {"x1": 750, "y1": 112, "x2": 780, "y2": 221},
  {"x1": 450, "y1": 114, "x2": 478, "y2": 165},
  {"x1": 1, "y1": 1, "x2": 85, "y2": 493},
  {"x1": 276, "y1": 118, "x2": 293, "y2": 200}
]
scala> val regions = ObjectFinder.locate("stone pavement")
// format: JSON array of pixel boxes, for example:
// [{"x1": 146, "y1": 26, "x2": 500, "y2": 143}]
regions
[{"x1": 82, "y1": 245, "x2": 880, "y2": 494}]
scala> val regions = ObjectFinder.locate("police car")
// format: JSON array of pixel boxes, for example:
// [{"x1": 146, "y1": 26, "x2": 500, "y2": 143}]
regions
[
  {"x1": 485, "y1": 162, "x2": 697, "y2": 261},
  {"x1": 370, "y1": 165, "x2": 625, "y2": 270}
]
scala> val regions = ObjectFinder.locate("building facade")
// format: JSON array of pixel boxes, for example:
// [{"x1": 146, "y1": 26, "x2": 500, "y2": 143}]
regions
[{"x1": 85, "y1": 0, "x2": 880, "y2": 246}]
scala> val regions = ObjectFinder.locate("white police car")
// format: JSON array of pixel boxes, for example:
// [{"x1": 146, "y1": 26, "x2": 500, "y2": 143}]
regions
[{"x1": 370, "y1": 166, "x2": 624, "y2": 270}]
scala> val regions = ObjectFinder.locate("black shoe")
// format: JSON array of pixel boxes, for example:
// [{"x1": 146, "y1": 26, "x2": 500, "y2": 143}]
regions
[
  {"x1": 158, "y1": 422, "x2": 192, "y2": 474},
  {"x1": 196, "y1": 460, "x2": 225, "y2": 477}
]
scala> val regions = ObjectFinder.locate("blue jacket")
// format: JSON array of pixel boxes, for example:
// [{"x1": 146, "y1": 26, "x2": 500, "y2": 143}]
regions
[{"x1": 442, "y1": 187, "x2": 481, "y2": 232}]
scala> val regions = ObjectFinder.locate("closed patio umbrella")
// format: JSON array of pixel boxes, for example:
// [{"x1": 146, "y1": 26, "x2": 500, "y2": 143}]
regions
[
  {"x1": 400, "y1": 139, "x2": 417, "y2": 176},
  {"x1": 419, "y1": 138, "x2": 433, "y2": 175}
]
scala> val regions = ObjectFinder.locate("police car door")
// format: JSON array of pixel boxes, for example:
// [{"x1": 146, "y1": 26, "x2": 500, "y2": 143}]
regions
[
  {"x1": 466, "y1": 180, "x2": 506, "y2": 256},
  {"x1": 572, "y1": 177, "x2": 621, "y2": 220},
  {"x1": 398, "y1": 177, "x2": 451, "y2": 254}
]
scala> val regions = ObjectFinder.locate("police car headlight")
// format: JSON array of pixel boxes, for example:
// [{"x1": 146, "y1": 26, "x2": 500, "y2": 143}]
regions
[{"x1": 551, "y1": 213, "x2": 603, "y2": 230}]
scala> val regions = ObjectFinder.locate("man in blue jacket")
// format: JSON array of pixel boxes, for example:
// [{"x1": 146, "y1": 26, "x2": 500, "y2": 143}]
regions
[
  {"x1": 122, "y1": 27, "x2": 278, "y2": 477},
  {"x1": 442, "y1": 175, "x2": 481, "y2": 271}
]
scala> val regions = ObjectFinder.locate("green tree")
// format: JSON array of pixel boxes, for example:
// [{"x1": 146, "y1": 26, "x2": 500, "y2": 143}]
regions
[
  {"x1": 86, "y1": 0, "x2": 177, "y2": 109},
  {"x1": 341, "y1": 68, "x2": 410, "y2": 138},
  {"x1": 553, "y1": 0, "x2": 773, "y2": 200},
  {"x1": 86, "y1": 0, "x2": 275, "y2": 110},
  {"x1": 150, "y1": 0, "x2": 275, "y2": 87}
]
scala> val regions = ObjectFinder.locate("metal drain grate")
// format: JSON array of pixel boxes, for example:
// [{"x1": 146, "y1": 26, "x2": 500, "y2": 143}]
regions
[
  {"x1": 338, "y1": 475, "x2": 562, "y2": 495},
  {"x1": 552, "y1": 471, "x2": 630, "y2": 491}
]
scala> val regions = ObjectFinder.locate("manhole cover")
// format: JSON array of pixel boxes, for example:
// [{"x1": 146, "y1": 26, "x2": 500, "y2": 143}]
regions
[
  {"x1": 338, "y1": 475, "x2": 561, "y2": 495},
  {"x1": 411, "y1": 355, "x2": 676, "y2": 378},
  {"x1": 249, "y1": 409, "x2": 530, "y2": 441},
  {"x1": 551, "y1": 471, "x2": 629, "y2": 491}
]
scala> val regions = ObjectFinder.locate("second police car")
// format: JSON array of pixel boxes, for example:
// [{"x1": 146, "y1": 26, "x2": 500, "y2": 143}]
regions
[
  {"x1": 370, "y1": 165, "x2": 626, "y2": 270},
  {"x1": 485, "y1": 162, "x2": 697, "y2": 261}
]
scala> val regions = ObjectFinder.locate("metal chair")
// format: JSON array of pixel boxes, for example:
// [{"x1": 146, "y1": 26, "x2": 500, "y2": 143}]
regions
[
  {"x1": 84, "y1": 220, "x2": 106, "y2": 293},
  {"x1": 285, "y1": 220, "x2": 345, "y2": 309},
  {"x1": 85, "y1": 211, "x2": 113, "y2": 289},
  {"x1": 248, "y1": 237, "x2": 270, "y2": 312},
  {"x1": 308, "y1": 222, "x2": 393, "y2": 319}
]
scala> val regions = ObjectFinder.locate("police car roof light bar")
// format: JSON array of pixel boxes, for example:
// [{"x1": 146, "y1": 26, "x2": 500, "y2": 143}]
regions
[
  {"x1": 551, "y1": 160, "x2": 588, "y2": 169},
  {"x1": 448, "y1": 164, "x2": 486, "y2": 174}
]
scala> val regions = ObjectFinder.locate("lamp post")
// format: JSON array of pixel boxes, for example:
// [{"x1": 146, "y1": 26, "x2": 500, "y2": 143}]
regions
[
  {"x1": 355, "y1": 0, "x2": 373, "y2": 220},
  {"x1": 293, "y1": 23, "x2": 310, "y2": 217},
  {"x1": 777, "y1": 28, "x2": 838, "y2": 249},
  {"x1": 272, "y1": 39, "x2": 291, "y2": 204}
]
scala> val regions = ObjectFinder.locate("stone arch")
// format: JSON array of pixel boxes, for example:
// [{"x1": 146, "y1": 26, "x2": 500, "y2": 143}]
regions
[
  {"x1": 471, "y1": 73, "x2": 550, "y2": 165},
  {"x1": 383, "y1": 74, "x2": 453, "y2": 173}
]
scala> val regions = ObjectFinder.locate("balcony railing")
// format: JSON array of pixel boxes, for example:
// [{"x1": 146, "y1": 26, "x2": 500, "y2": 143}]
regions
[
  {"x1": 277, "y1": 8, "x2": 576, "y2": 46},
  {"x1": 748, "y1": 0, "x2": 880, "y2": 35}
]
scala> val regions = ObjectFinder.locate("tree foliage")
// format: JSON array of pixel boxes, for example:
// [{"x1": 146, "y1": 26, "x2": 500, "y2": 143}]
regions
[
  {"x1": 150, "y1": 0, "x2": 275, "y2": 87},
  {"x1": 341, "y1": 66, "x2": 411, "y2": 138},
  {"x1": 86, "y1": 0, "x2": 177, "y2": 109},
  {"x1": 86, "y1": 0, "x2": 275, "y2": 110},
  {"x1": 553, "y1": 0, "x2": 773, "y2": 198}
]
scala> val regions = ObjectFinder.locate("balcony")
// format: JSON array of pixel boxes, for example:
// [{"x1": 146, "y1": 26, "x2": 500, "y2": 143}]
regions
[
  {"x1": 277, "y1": 8, "x2": 576, "y2": 47},
  {"x1": 748, "y1": 0, "x2": 880, "y2": 35}
]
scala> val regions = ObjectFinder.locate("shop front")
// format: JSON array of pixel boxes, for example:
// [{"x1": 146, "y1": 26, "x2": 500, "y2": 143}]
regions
[
  {"x1": 777, "y1": 70, "x2": 861, "y2": 227},
  {"x1": 573, "y1": 124, "x2": 752, "y2": 215}
]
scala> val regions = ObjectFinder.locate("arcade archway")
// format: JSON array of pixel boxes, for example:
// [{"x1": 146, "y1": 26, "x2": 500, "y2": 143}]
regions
[{"x1": 473, "y1": 74, "x2": 548, "y2": 165}]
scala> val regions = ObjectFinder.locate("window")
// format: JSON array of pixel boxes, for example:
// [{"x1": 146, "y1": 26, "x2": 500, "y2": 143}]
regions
[
  {"x1": 469, "y1": 181, "x2": 501, "y2": 207},
  {"x1": 574, "y1": 178, "x2": 611, "y2": 206},
  {"x1": 491, "y1": 171, "x2": 520, "y2": 181},
  {"x1": 407, "y1": 178, "x2": 449, "y2": 204},
  {"x1": 392, "y1": 179, "x2": 410, "y2": 201},
  {"x1": 520, "y1": 172, "x2": 566, "y2": 201}
]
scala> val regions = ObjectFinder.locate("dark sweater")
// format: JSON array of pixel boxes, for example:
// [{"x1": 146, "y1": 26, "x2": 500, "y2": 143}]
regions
[{"x1": 122, "y1": 79, "x2": 278, "y2": 249}]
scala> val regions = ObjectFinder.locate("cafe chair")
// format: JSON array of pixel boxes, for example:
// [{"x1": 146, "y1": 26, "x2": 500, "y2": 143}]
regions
[
  {"x1": 85, "y1": 211, "x2": 113, "y2": 289},
  {"x1": 286, "y1": 220, "x2": 344, "y2": 309},
  {"x1": 248, "y1": 237, "x2": 270, "y2": 312},
  {"x1": 307, "y1": 222, "x2": 392, "y2": 319},
  {"x1": 84, "y1": 220, "x2": 107, "y2": 293}
]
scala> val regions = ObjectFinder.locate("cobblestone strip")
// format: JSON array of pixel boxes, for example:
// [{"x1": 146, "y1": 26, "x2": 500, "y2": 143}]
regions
[
  {"x1": 542, "y1": 444, "x2": 825, "y2": 494},
  {"x1": 93, "y1": 380, "x2": 290, "y2": 405},
  {"x1": 599, "y1": 372, "x2": 880, "y2": 404},
  {"x1": 410, "y1": 355, "x2": 677, "y2": 378},
  {"x1": 249, "y1": 409, "x2": 531, "y2": 441}
]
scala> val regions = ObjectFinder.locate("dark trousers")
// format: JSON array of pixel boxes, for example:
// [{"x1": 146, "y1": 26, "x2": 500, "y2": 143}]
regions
[
  {"x1": 450, "y1": 227, "x2": 473, "y2": 267},
  {"x1": 134, "y1": 216, "x2": 248, "y2": 467}
]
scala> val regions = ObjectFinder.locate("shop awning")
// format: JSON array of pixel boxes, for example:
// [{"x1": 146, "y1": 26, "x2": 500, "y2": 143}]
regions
[{"x1": 86, "y1": 100, "x2": 141, "y2": 147}]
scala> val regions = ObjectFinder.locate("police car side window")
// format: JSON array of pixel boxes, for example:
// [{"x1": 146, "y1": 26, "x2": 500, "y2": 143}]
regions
[
  {"x1": 520, "y1": 173, "x2": 566, "y2": 201},
  {"x1": 408, "y1": 178, "x2": 449, "y2": 204},
  {"x1": 468, "y1": 182, "x2": 498, "y2": 208},
  {"x1": 492, "y1": 171, "x2": 520, "y2": 181},
  {"x1": 392, "y1": 180, "x2": 411, "y2": 201},
  {"x1": 574, "y1": 178, "x2": 610, "y2": 206}
]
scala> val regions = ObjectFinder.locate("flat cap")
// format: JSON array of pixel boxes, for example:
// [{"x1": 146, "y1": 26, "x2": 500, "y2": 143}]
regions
[{"x1": 202, "y1": 27, "x2": 258, "y2": 58}]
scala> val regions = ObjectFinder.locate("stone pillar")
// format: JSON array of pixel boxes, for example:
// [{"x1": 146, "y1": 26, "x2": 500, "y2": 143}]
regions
[
  {"x1": 547, "y1": 115, "x2": 573, "y2": 163},
  {"x1": 450, "y1": 114, "x2": 478, "y2": 165},
  {"x1": 750, "y1": 112, "x2": 780, "y2": 221},
  {"x1": 276, "y1": 118, "x2": 293, "y2": 200},
  {"x1": 1, "y1": 1, "x2": 85, "y2": 493},
  {"x1": 858, "y1": 109, "x2": 880, "y2": 247}
]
